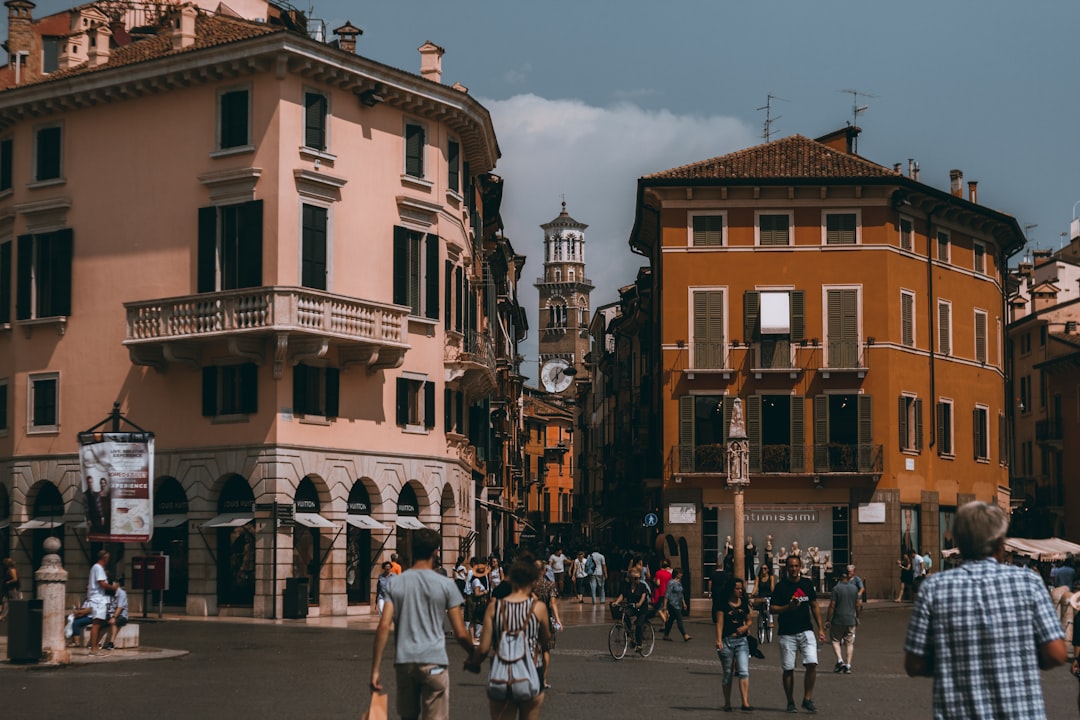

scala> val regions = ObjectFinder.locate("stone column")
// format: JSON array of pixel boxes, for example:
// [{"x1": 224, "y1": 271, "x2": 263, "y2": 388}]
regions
[
  {"x1": 727, "y1": 399, "x2": 750, "y2": 583},
  {"x1": 35, "y1": 536, "x2": 71, "y2": 665}
]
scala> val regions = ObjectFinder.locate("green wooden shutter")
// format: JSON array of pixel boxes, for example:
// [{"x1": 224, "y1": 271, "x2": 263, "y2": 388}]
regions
[
  {"x1": 293, "y1": 364, "x2": 307, "y2": 415},
  {"x1": 747, "y1": 395, "x2": 761, "y2": 473},
  {"x1": 240, "y1": 363, "x2": 258, "y2": 415},
  {"x1": 304, "y1": 92, "x2": 327, "y2": 150},
  {"x1": 0, "y1": 241, "x2": 10, "y2": 324},
  {"x1": 424, "y1": 381, "x2": 436, "y2": 429},
  {"x1": 790, "y1": 396, "x2": 805, "y2": 472},
  {"x1": 202, "y1": 366, "x2": 218, "y2": 417},
  {"x1": 48, "y1": 228, "x2": 72, "y2": 317},
  {"x1": 915, "y1": 398, "x2": 924, "y2": 452},
  {"x1": 936, "y1": 402, "x2": 946, "y2": 456},
  {"x1": 405, "y1": 123, "x2": 424, "y2": 177},
  {"x1": 723, "y1": 396, "x2": 734, "y2": 444},
  {"x1": 898, "y1": 396, "x2": 908, "y2": 451},
  {"x1": 973, "y1": 408, "x2": 983, "y2": 460},
  {"x1": 325, "y1": 368, "x2": 340, "y2": 418},
  {"x1": 744, "y1": 290, "x2": 760, "y2": 342},
  {"x1": 693, "y1": 215, "x2": 723, "y2": 247},
  {"x1": 396, "y1": 377, "x2": 409, "y2": 426},
  {"x1": 393, "y1": 226, "x2": 409, "y2": 307},
  {"x1": 814, "y1": 395, "x2": 828, "y2": 471},
  {"x1": 693, "y1": 291, "x2": 724, "y2": 368},
  {"x1": 425, "y1": 234, "x2": 439, "y2": 320},
  {"x1": 15, "y1": 234, "x2": 32, "y2": 320},
  {"x1": 975, "y1": 312, "x2": 987, "y2": 364},
  {"x1": 826, "y1": 213, "x2": 856, "y2": 245},
  {"x1": 858, "y1": 395, "x2": 873, "y2": 471},
  {"x1": 448, "y1": 140, "x2": 460, "y2": 192},
  {"x1": 938, "y1": 302, "x2": 951, "y2": 355},
  {"x1": 901, "y1": 293, "x2": 914, "y2": 347},
  {"x1": 679, "y1": 396, "x2": 694, "y2": 471},
  {"x1": 198, "y1": 207, "x2": 217, "y2": 293},
  {"x1": 790, "y1": 290, "x2": 805, "y2": 342},
  {"x1": 237, "y1": 200, "x2": 263, "y2": 288}
]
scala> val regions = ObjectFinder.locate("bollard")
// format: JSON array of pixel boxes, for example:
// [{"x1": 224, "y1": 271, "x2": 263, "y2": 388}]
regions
[{"x1": 35, "y1": 536, "x2": 70, "y2": 665}]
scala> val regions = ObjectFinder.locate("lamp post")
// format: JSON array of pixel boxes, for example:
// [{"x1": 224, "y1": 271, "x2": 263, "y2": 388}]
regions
[{"x1": 727, "y1": 399, "x2": 750, "y2": 582}]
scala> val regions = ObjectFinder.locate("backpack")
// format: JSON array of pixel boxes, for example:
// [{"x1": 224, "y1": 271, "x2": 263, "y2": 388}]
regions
[
  {"x1": 585, "y1": 555, "x2": 596, "y2": 575},
  {"x1": 486, "y1": 598, "x2": 541, "y2": 703}
]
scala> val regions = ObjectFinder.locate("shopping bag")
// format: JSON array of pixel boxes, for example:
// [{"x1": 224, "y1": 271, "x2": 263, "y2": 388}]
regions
[{"x1": 362, "y1": 692, "x2": 387, "y2": 720}]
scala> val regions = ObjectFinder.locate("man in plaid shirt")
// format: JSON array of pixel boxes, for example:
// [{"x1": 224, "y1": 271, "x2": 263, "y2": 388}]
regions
[{"x1": 904, "y1": 501, "x2": 1066, "y2": 719}]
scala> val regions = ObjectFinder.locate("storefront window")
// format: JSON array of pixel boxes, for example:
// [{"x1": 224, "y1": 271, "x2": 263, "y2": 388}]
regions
[
  {"x1": 293, "y1": 477, "x2": 321, "y2": 603},
  {"x1": 152, "y1": 477, "x2": 189, "y2": 606},
  {"x1": 900, "y1": 505, "x2": 920, "y2": 557},
  {"x1": 346, "y1": 482, "x2": 374, "y2": 604},
  {"x1": 217, "y1": 475, "x2": 254, "y2": 606}
]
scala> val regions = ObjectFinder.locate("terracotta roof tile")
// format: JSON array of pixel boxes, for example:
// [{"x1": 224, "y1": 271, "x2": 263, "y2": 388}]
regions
[{"x1": 644, "y1": 134, "x2": 899, "y2": 182}]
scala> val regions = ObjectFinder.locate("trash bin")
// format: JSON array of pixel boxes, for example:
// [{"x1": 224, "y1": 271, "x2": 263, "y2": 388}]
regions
[
  {"x1": 282, "y1": 577, "x2": 309, "y2": 619},
  {"x1": 7, "y1": 599, "x2": 43, "y2": 663}
]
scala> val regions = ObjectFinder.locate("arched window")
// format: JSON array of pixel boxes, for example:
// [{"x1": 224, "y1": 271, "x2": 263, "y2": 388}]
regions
[{"x1": 216, "y1": 475, "x2": 255, "y2": 606}]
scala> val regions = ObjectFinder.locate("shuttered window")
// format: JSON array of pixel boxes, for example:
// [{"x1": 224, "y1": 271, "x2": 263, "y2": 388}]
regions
[
  {"x1": 974, "y1": 242, "x2": 986, "y2": 274},
  {"x1": 35, "y1": 124, "x2": 62, "y2": 181},
  {"x1": 16, "y1": 229, "x2": 73, "y2": 320},
  {"x1": 974, "y1": 310, "x2": 988, "y2": 364},
  {"x1": 938, "y1": 300, "x2": 952, "y2": 355},
  {"x1": 393, "y1": 227, "x2": 440, "y2": 319},
  {"x1": 294, "y1": 364, "x2": 340, "y2": 418},
  {"x1": 405, "y1": 122, "x2": 425, "y2": 178},
  {"x1": 826, "y1": 289, "x2": 858, "y2": 367},
  {"x1": 198, "y1": 201, "x2": 263, "y2": 292},
  {"x1": 898, "y1": 395, "x2": 923, "y2": 452},
  {"x1": 202, "y1": 364, "x2": 258, "y2": 417},
  {"x1": 448, "y1": 139, "x2": 460, "y2": 193},
  {"x1": 825, "y1": 213, "x2": 857, "y2": 245},
  {"x1": 899, "y1": 217, "x2": 914, "y2": 251},
  {"x1": 396, "y1": 377, "x2": 435, "y2": 429},
  {"x1": 693, "y1": 290, "x2": 724, "y2": 368},
  {"x1": 219, "y1": 89, "x2": 249, "y2": 149},
  {"x1": 973, "y1": 406, "x2": 989, "y2": 460},
  {"x1": 901, "y1": 291, "x2": 915, "y2": 347},
  {"x1": 936, "y1": 230, "x2": 950, "y2": 262},
  {"x1": 937, "y1": 400, "x2": 954, "y2": 456},
  {"x1": 692, "y1": 215, "x2": 724, "y2": 247},
  {"x1": 0, "y1": 241, "x2": 10, "y2": 324},
  {"x1": 758, "y1": 214, "x2": 790, "y2": 246},
  {"x1": 304, "y1": 92, "x2": 328, "y2": 151},
  {"x1": 301, "y1": 204, "x2": 328, "y2": 290},
  {"x1": 678, "y1": 395, "x2": 730, "y2": 472}
]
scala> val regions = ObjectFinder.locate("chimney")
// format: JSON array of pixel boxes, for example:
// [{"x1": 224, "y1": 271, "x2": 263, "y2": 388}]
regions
[
  {"x1": 949, "y1": 169, "x2": 963, "y2": 197},
  {"x1": 893, "y1": 163, "x2": 901, "y2": 174},
  {"x1": 57, "y1": 35, "x2": 85, "y2": 70},
  {"x1": 171, "y1": 4, "x2": 196, "y2": 50},
  {"x1": 88, "y1": 23, "x2": 110, "y2": 66},
  {"x1": 6, "y1": 0, "x2": 36, "y2": 81},
  {"x1": 418, "y1": 41, "x2": 444, "y2": 83},
  {"x1": 967, "y1": 181, "x2": 978, "y2": 204},
  {"x1": 908, "y1": 159, "x2": 915, "y2": 178},
  {"x1": 333, "y1": 21, "x2": 362, "y2": 54},
  {"x1": 814, "y1": 126, "x2": 860, "y2": 154}
]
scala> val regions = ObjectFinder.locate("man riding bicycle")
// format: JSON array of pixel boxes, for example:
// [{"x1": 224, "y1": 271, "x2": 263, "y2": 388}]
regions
[{"x1": 611, "y1": 569, "x2": 650, "y2": 650}]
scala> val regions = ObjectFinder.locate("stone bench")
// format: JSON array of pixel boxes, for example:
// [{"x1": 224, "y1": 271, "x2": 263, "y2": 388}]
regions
[{"x1": 81, "y1": 623, "x2": 140, "y2": 649}]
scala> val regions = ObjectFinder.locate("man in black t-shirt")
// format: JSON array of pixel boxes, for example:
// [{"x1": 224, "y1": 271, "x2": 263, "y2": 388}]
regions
[
  {"x1": 709, "y1": 553, "x2": 734, "y2": 622},
  {"x1": 612, "y1": 570, "x2": 650, "y2": 650},
  {"x1": 771, "y1": 555, "x2": 825, "y2": 714}
]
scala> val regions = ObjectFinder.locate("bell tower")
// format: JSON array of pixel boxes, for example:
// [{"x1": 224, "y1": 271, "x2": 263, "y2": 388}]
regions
[{"x1": 535, "y1": 202, "x2": 593, "y2": 394}]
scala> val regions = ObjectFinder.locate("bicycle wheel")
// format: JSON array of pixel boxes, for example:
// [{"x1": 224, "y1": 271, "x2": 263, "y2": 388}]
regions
[
  {"x1": 608, "y1": 623, "x2": 628, "y2": 660},
  {"x1": 639, "y1": 622, "x2": 656, "y2": 657},
  {"x1": 765, "y1": 615, "x2": 773, "y2": 643},
  {"x1": 758, "y1": 616, "x2": 767, "y2": 645}
]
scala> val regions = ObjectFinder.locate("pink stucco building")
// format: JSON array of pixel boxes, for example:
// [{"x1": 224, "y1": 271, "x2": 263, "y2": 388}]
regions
[{"x1": 0, "y1": 0, "x2": 525, "y2": 617}]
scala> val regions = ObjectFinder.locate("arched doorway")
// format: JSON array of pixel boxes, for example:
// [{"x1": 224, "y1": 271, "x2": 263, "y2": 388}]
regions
[
  {"x1": 395, "y1": 484, "x2": 424, "y2": 568},
  {"x1": 23, "y1": 483, "x2": 64, "y2": 585},
  {"x1": 151, "y1": 477, "x2": 189, "y2": 606},
  {"x1": 292, "y1": 477, "x2": 325, "y2": 603},
  {"x1": 346, "y1": 481, "x2": 387, "y2": 605},
  {"x1": 212, "y1": 475, "x2": 255, "y2": 606}
]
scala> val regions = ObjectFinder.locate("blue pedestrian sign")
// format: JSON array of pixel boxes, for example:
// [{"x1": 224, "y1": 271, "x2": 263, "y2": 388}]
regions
[{"x1": 643, "y1": 512, "x2": 658, "y2": 527}]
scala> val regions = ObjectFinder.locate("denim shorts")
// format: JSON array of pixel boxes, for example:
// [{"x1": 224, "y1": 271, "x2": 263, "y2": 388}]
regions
[
  {"x1": 778, "y1": 630, "x2": 818, "y2": 670},
  {"x1": 719, "y1": 634, "x2": 749, "y2": 684}
]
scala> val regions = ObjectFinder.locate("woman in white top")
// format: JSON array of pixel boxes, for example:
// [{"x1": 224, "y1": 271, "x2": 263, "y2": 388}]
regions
[{"x1": 572, "y1": 551, "x2": 589, "y2": 603}]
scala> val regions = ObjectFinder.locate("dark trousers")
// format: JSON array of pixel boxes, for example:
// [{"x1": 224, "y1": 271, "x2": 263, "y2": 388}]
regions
[{"x1": 663, "y1": 605, "x2": 686, "y2": 637}]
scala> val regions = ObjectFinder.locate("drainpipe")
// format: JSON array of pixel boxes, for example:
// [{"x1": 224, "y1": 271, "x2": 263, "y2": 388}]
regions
[{"x1": 926, "y1": 205, "x2": 944, "y2": 450}]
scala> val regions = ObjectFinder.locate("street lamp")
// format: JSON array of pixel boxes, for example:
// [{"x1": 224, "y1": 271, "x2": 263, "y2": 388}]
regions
[{"x1": 726, "y1": 398, "x2": 750, "y2": 581}]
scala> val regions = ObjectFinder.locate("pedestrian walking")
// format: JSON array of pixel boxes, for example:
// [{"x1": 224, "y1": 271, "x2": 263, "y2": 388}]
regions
[
  {"x1": 904, "y1": 501, "x2": 1066, "y2": 719},
  {"x1": 771, "y1": 555, "x2": 825, "y2": 714},
  {"x1": 587, "y1": 548, "x2": 607, "y2": 604},
  {"x1": 376, "y1": 561, "x2": 394, "y2": 616},
  {"x1": 548, "y1": 547, "x2": 568, "y2": 595},
  {"x1": 895, "y1": 553, "x2": 913, "y2": 602},
  {"x1": 369, "y1": 527, "x2": 475, "y2": 720},
  {"x1": 661, "y1": 568, "x2": 691, "y2": 642},
  {"x1": 0, "y1": 557, "x2": 20, "y2": 621},
  {"x1": 571, "y1": 551, "x2": 588, "y2": 603},
  {"x1": 453, "y1": 555, "x2": 468, "y2": 597},
  {"x1": 825, "y1": 569, "x2": 860, "y2": 674},
  {"x1": 715, "y1": 577, "x2": 753, "y2": 712},
  {"x1": 87, "y1": 550, "x2": 119, "y2": 655},
  {"x1": 531, "y1": 559, "x2": 561, "y2": 688}
]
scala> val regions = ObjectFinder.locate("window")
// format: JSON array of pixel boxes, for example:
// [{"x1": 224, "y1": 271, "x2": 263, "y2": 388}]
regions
[
  {"x1": 974, "y1": 310, "x2": 988, "y2": 364},
  {"x1": 936, "y1": 399, "x2": 954, "y2": 456},
  {"x1": 1019, "y1": 375, "x2": 1031, "y2": 414},
  {"x1": 746, "y1": 394, "x2": 806, "y2": 472},
  {"x1": 824, "y1": 212, "x2": 857, "y2": 245},
  {"x1": 547, "y1": 302, "x2": 567, "y2": 328},
  {"x1": 899, "y1": 217, "x2": 914, "y2": 251},
  {"x1": 202, "y1": 364, "x2": 258, "y2": 417},
  {"x1": 901, "y1": 290, "x2": 915, "y2": 348},
  {"x1": 42, "y1": 37, "x2": 60, "y2": 74},
  {"x1": 28, "y1": 372, "x2": 58, "y2": 433},
  {"x1": 447, "y1": 139, "x2": 460, "y2": 193},
  {"x1": 393, "y1": 226, "x2": 439, "y2": 318},
  {"x1": 0, "y1": 379, "x2": 7, "y2": 433},
  {"x1": 16, "y1": 229, "x2": 72, "y2": 320},
  {"x1": 898, "y1": 395, "x2": 923, "y2": 452},
  {"x1": 1040, "y1": 325, "x2": 1047, "y2": 346},
  {"x1": 692, "y1": 289, "x2": 724, "y2": 369},
  {"x1": 1020, "y1": 332, "x2": 1031, "y2": 355},
  {"x1": 812, "y1": 394, "x2": 874, "y2": 472},
  {"x1": 825, "y1": 288, "x2": 858, "y2": 367},
  {"x1": 0, "y1": 240, "x2": 10, "y2": 323},
  {"x1": 198, "y1": 201, "x2": 263, "y2": 292},
  {"x1": 301, "y1": 204, "x2": 328, "y2": 290},
  {"x1": 973, "y1": 405, "x2": 989, "y2": 461},
  {"x1": 293, "y1": 363, "x2": 339, "y2": 418},
  {"x1": 677, "y1": 395, "x2": 731, "y2": 472},
  {"x1": 936, "y1": 230, "x2": 950, "y2": 262},
  {"x1": 0, "y1": 137, "x2": 11, "y2": 191},
  {"x1": 396, "y1": 375, "x2": 435, "y2": 429},
  {"x1": 937, "y1": 299, "x2": 952, "y2": 356},
  {"x1": 758, "y1": 213, "x2": 791, "y2": 246},
  {"x1": 744, "y1": 289, "x2": 804, "y2": 369},
  {"x1": 691, "y1": 214, "x2": 724, "y2": 247},
  {"x1": 35, "y1": 124, "x2": 62, "y2": 181},
  {"x1": 218, "y1": 88, "x2": 250, "y2": 150},
  {"x1": 404, "y1": 122, "x2": 425, "y2": 178},
  {"x1": 973, "y1": 242, "x2": 986, "y2": 274},
  {"x1": 303, "y1": 91, "x2": 328, "y2": 151}
]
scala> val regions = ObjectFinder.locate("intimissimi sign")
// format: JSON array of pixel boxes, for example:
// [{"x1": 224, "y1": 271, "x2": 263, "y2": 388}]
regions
[{"x1": 744, "y1": 508, "x2": 819, "y2": 524}]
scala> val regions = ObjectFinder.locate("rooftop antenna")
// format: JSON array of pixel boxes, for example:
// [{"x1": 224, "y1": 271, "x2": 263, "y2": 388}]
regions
[
  {"x1": 756, "y1": 94, "x2": 787, "y2": 142},
  {"x1": 840, "y1": 89, "x2": 876, "y2": 152}
]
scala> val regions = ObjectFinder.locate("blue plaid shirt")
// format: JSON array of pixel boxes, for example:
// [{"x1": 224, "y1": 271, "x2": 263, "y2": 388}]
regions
[{"x1": 904, "y1": 558, "x2": 1063, "y2": 720}]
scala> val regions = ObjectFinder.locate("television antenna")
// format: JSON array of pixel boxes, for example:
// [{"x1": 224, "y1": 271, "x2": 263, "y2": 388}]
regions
[
  {"x1": 840, "y1": 89, "x2": 876, "y2": 152},
  {"x1": 757, "y1": 94, "x2": 787, "y2": 142}
]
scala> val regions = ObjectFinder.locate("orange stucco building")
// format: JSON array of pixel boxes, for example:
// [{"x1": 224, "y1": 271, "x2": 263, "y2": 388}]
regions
[
  {"x1": 0, "y1": 1, "x2": 527, "y2": 618},
  {"x1": 629, "y1": 128, "x2": 1024, "y2": 598}
]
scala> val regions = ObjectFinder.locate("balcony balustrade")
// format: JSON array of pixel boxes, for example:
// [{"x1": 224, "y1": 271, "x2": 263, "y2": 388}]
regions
[
  {"x1": 670, "y1": 442, "x2": 882, "y2": 476},
  {"x1": 445, "y1": 329, "x2": 496, "y2": 394}
]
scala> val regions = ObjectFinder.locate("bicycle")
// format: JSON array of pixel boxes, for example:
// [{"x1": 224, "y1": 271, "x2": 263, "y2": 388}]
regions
[
  {"x1": 607, "y1": 602, "x2": 655, "y2": 660},
  {"x1": 756, "y1": 597, "x2": 773, "y2": 644}
]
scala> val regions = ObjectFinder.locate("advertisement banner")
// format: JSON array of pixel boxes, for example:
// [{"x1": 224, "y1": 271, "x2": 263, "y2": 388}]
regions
[{"x1": 78, "y1": 432, "x2": 155, "y2": 543}]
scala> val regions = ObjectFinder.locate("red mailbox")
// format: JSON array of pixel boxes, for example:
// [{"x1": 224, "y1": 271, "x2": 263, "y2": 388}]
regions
[{"x1": 132, "y1": 555, "x2": 169, "y2": 591}]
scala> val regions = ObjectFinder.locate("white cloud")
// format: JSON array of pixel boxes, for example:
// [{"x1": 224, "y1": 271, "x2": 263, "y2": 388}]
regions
[{"x1": 482, "y1": 94, "x2": 756, "y2": 382}]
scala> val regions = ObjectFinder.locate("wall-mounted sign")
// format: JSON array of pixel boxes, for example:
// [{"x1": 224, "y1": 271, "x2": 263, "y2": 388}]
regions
[
  {"x1": 668, "y1": 503, "x2": 696, "y2": 524},
  {"x1": 858, "y1": 502, "x2": 886, "y2": 524}
]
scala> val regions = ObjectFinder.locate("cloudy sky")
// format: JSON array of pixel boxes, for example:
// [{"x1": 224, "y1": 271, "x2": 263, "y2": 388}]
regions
[{"x1": 17, "y1": 1, "x2": 1080, "y2": 383}]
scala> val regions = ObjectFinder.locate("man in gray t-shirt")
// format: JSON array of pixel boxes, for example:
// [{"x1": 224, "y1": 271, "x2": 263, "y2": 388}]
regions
[
  {"x1": 825, "y1": 571, "x2": 861, "y2": 673},
  {"x1": 370, "y1": 529, "x2": 474, "y2": 720}
]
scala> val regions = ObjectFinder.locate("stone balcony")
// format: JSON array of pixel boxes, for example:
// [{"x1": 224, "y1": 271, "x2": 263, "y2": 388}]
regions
[
  {"x1": 444, "y1": 329, "x2": 496, "y2": 394},
  {"x1": 124, "y1": 286, "x2": 410, "y2": 376}
]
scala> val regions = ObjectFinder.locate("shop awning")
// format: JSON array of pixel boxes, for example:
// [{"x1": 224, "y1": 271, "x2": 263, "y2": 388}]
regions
[
  {"x1": 294, "y1": 512, "x2": 338, "y2": 529},
  {"x1": 395, "y1": 516, "x2": 427, "y2": 531},
  {"x1": 477, "y1": 499, "x2": 515, "y2": 513},
  {"x1": 346, "y1": 515, "x2": 389, "y2": 531},
  {"x1": 17, "y1": 518, "x2": 63, "y2": 531},
  {"x1": 154, "y1": 515, "x2": 187, "y2": 528},
  {"x1": 202, "y1": 513, "x2": 254, "y2": 528},
  {"x1": 942, "y1": 537, "x2": 1080, "y2": 562}
]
